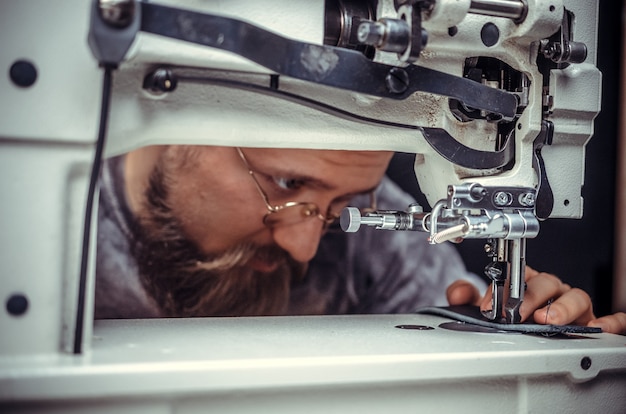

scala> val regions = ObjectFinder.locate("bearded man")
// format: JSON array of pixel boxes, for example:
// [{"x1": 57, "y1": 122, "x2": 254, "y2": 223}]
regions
[{"x1": 95, "y1": 145, "x2": 625, "y2": 334}]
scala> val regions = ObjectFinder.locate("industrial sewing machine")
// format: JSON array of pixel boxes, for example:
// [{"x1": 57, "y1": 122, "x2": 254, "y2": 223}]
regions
[{"x1": 1, "y1": 0, "x2": 625, "y2": 412}]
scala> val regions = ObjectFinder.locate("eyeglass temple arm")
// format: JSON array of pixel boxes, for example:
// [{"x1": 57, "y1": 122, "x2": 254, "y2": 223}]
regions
[{"x1": 236, "y1": 147, "x2": 274, "y2": 209}]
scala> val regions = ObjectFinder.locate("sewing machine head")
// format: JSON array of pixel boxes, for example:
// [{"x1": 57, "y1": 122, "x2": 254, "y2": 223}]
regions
[
  {"x1": 94, "y1": 0, "x2": 598, "y2": 324},
  {"x1": 0, "y1": 0, "x2": 601, "y2": 356},
  {"x1": 325, "y1": 0, "x2": 600, "y2": 323}
]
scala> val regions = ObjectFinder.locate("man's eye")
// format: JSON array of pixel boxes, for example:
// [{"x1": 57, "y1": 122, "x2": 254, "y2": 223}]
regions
[{"x1": 272, "y1": 176, "x2": 304, "y2": 191}]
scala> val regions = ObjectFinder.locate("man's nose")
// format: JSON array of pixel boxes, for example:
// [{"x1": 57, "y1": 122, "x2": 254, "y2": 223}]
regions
[{"x1": 271, "y1": 218, "x2": 325, "y2": 263}]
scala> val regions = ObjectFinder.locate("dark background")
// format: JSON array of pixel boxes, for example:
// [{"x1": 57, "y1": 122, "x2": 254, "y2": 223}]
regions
[{"x1": 386, "y1": 0, "x2": 622, "y2": 316}]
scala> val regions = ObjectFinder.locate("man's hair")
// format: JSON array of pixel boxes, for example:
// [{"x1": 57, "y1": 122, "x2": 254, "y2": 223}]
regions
[{"x1": 131, "y1": 147, "x2": 306, "y2": 317}]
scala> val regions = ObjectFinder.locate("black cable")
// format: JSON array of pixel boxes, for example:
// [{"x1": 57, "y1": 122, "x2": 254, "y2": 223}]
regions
[
  {"x1": 73, "y1": 65, "x2": 114, "y2": 354},
  {"x1": 177, "y1": 75, "x2": 422, "y2": 132}
]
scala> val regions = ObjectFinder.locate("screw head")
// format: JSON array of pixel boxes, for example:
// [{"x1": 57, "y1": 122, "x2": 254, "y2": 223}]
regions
[
  {"x1": 385, "y1": 67, "x2": 409, "y2": 94},
  {"x1": 143, "y1": 68, "x2": 178, "y2": 93},
  {"x1": 484, "y1": 262, "x2": 506, "y2": 281},
  {"x1": 519, "y1": 192, "x2": 536, "y2": 207},
  {"x1": 357, "y1": 21, "x2": 385, "y2": 46},
  {"x1": 493, "y1": 191, "x2": 513, "y2": 207},
  {"x1": 98, "y1": 0, "x2": 135, "y2": 28}
]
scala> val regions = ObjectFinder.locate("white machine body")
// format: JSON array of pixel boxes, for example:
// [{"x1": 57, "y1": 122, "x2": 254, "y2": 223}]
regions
[{"x1": 0, "y1": 0, "x2": 623, "y2": 412}]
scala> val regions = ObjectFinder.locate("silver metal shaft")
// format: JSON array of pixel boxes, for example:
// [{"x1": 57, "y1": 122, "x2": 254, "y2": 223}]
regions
[
  {"x1": 469, "y1": 0, "x2": 527, "y2": 22},
  {"x1": 505, "y1": 238, "x2": 526, "y2": 323}
]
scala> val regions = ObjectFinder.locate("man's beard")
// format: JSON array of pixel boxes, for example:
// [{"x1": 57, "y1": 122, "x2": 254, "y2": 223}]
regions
[{"x1": 131, "y1": 153, "x2": 307, "y2": 317}]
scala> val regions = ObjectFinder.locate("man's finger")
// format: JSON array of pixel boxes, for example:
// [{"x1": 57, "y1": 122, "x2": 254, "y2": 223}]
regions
[
  {"x1": 588, "y1": 312, "x2": 626, "y2": 335},
  {"x1": 524, "y1": 266, "x2": 540, "y2": 280},
  {"x1": 446, "y1": 280, "x2": 482, "y2": 306},
  {"x1": 533, "y1": 288, "x2": 595, "y2": 326},
  {"x1": 519, "y1": 271, "x2": 567, "y2": 321}
]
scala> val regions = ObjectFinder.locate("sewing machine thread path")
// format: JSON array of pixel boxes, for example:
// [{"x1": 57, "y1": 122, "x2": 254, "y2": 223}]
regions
[{"x1": 1, "y1": 0, "x2": 623, "y2": 412}]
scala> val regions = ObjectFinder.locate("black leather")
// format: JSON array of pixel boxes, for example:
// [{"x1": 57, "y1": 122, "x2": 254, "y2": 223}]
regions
[{"x1": 415, "y1": 305, "x2": 602, "y2": 334}]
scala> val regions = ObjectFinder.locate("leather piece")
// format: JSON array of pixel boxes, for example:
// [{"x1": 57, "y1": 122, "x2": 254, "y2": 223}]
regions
[{"x1": 415, "y1": 305, "x2": 602, "y2": 334}]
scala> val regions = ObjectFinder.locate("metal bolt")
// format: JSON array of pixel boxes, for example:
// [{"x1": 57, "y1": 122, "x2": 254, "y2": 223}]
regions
[
  {"x1": 385, "y1": 67, "x2": 409, "y2": 94},
  {"x1": 357, "y1": 21, "x2": 385, "y2": 46},
  {"x1": 493, "y1": 191, "x2": 512, "y2": 207},
  {"x1": 484, "y1": 262, "x2": 506, "y2": 282},
  {"x1": 408, "y1": 203, "x2": 423, "y2": 214},
  {"x1": 98, "y1": 0, "x2": 136, "y2": 28},
  {"x1": 519, "y1": 192, "x2": 536, "y2": 207},
  {"x1": 143, "y1": 68, "x2": 178, "y2": 93},
  {"x1": 470, "y1": 185, "x2": 487, "y2": 201}
]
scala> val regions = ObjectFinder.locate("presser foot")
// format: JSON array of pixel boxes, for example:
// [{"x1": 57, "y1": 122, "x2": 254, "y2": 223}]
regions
[
  {"x1": 480, "y1": 283, "x2": 524, "y2": 324},
  {"x1": 505, "y1": 298, "x2": 523, "y2": 324},
  {"x1": 480, "y1": 280, "x2": 504, "y2": 321}
]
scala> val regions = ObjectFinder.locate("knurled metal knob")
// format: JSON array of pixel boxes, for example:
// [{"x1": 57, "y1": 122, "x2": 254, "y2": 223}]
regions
[{"x1": 340, "y1": 207, "x2": 362, "y2": 233}]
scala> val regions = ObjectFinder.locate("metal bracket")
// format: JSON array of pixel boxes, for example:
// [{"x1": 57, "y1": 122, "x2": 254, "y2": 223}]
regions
[
  {"x1": 533, "y1": 120, "x2": 555, "y2": 219},
  {"x1": 137, "y1": 1, "x2": 517, "y2": 118},
  {"x1": 421, "y1": 127, "x2": 514, "y2": 169}
]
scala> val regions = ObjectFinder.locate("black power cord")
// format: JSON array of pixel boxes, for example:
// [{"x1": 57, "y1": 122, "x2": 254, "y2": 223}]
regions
[{"x1": 73, "y1": 65, "x2": 114, "y2": 354}]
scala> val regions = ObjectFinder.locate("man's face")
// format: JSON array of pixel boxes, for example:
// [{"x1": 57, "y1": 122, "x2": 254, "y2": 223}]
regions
[{"x1": 130, "y1": 145, "x2": 393, "y2": 316}]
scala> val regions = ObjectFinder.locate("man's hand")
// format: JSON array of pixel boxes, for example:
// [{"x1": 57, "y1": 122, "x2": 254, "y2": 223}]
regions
[
  {"x1": 512, "y1": 267, "x2": 595, "y2": 326},
  {"x1": 446, "y1": 267, "x2": 625, "y2": 335}
]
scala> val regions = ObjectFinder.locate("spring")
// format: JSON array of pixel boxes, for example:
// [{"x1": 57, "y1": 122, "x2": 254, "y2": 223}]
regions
[{"x1": 430, "y1": 223, "x2": 469, "y2": 244}]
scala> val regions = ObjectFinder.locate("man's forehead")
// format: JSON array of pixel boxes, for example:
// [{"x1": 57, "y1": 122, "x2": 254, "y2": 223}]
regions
[
  {"x1": 242, "y1": 147, "x2": 392, "y2": 193},
  {"x1": 243, "y1": 147, "x2": 394, "y2": 168}
]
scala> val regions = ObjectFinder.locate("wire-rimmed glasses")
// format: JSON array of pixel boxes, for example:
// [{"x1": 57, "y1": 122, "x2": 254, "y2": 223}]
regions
[{"x1": 236, "y1": 147, "x2": 375, "y2": 228}]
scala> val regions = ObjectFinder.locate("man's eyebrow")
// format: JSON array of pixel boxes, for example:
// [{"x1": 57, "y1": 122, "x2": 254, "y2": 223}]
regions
[{"x1": 266, "y1": 168, "x2": 379, "y2": 196}]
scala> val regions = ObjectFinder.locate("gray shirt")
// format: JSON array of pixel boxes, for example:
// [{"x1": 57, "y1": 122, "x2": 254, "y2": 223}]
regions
[{"x1": 95, "y1": 155, "x2": 484, "y2": 319}]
